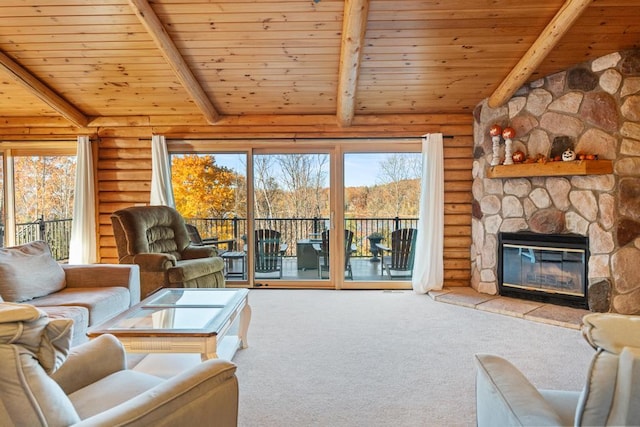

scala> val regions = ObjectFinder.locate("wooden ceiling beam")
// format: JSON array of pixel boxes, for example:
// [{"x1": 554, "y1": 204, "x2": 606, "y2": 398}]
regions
[
  {"x1": 127, "y1": 0, "x2": 220, "y2": 124},
  {"x1": 488, "y1": 0, "x2": 593, "y2": 108},
  {"x1": 336, "y1": 0, "x2": 370, "y2": 127},
  {"x1": 0, "y1": 50, "x2": 88, "y2": 127}
]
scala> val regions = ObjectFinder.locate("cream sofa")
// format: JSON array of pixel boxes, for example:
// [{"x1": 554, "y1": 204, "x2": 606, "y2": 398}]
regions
[
  {"x1": 0, "y1": 241, "x2": 140, "y2": 345},
  {"x1": 475, "y1": 313, "x2": 640, "y2": 426},
  {"x1": 0, "y1": 303, "x2": 238, "y2": 426}
]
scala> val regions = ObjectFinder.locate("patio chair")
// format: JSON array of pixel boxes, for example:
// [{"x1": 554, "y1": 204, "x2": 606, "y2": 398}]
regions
[
  {"x1": 376, "y1": 228, "x2": 417, "y2": 278},
  {"x1": 185, "y1": 224, "x2": 217, "y2": 246},
  {"x1": 314, "y1": 229, "x2": 354, "y2": 279},
  {"x1": 185, "y1": 224, "x2": 234, "y2": 253},
  {"x1": 254, "y1": 229, "x2": 287, "y2": 279}
]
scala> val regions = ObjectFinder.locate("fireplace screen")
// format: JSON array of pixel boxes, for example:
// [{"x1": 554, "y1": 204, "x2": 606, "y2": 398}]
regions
[{"x1": 498, "y1": 232, "x2": 588, "y2": 308}]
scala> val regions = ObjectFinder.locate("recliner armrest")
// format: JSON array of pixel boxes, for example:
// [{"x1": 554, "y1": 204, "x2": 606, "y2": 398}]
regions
[
  {"x1": 475, "y1": 354, "x2": 564, "y2": 427},
  {"x1": 128, "y1": 253, "x2": 177, "y2": 271},
  {"x1": 51, "y1": 335, "x2": 127, "y2": 395},
  {"x1": 62, "y1": 264, "x2": 141, "y2": 306},
  {"x1": 181, "y1": 245, "x2": 217, "y2": 260}
]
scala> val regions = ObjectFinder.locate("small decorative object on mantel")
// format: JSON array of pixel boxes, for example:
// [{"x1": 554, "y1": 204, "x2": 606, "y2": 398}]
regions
[
  {"x1": 489, "y1": 124, "x2": 502, "y2": 166},
  {"x1": 562, "y1": 149, "x2": 576, "y2": 161},
  {"x1": 511, "y1": 150, "x2": 525, "y2": 163},
  {"x1": 501, "y1": 127, "x2": 516, "y2": 165}
]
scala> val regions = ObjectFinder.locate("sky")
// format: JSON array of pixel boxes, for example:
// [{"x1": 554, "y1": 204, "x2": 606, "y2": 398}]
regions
[{"x1": 185, "y1": 152, "x2": 420, "y2": 188}]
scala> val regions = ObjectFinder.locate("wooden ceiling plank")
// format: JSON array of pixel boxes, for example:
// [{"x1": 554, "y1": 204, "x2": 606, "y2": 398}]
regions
[
  {"x1": 336, "y1": 0, "x2": 369, "y2": 127},
  {"x1": 127, "y1": 0, "x2": 220, "y2": 124},
  {"x1": 0, "y1": 50, "x2": 88, "y2": 127},
  {"x1": 488, "y1": 0, "x2": 593, "y2": 108}
]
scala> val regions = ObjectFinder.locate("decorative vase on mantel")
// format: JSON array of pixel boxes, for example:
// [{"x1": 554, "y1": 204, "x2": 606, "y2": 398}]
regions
[{"x1": 368, "y1": 233, "x2": 384, "y2": 262}]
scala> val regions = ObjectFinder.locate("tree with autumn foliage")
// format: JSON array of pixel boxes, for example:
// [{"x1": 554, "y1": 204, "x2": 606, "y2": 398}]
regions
[
  {"x1": 13, "y1": 156, "x2": 76, "y2": 223},
  {"x1": 171, "y1": 154, "x2": 242, "y2": 219}
]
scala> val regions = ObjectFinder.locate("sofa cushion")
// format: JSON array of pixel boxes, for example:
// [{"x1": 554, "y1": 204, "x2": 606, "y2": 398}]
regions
[
  {"x1": 39, "y1": 305, "x2": 90, "y2": 346},
  {"x1": 30, "y1": 287, "x2": 130, "y2": 326},
  {"x1": 0, "y1": 241, "x2": 66, "y2": 302},
  {"x1": 166, "y1": 257, "x2": 225, "y2": 283}
]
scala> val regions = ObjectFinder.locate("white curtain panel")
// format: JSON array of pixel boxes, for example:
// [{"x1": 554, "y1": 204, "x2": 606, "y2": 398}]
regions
[
  {"x1": 412, "y1": 133, "x2": 444, "y2": 293},
  {"x1": 150, "y1": 134, "x2": 175, "y2": 207},
  {"x1": 69, "y1": 135, "x2": 97, "y2": 264}
]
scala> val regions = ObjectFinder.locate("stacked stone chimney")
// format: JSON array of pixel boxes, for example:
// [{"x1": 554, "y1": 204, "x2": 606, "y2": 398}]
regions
[{"x1": 471, "y1": 49, "x2": 640, "y2": 314}]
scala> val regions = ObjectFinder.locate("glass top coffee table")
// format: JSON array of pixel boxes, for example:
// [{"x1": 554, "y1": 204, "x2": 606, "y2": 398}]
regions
[{"x1": 88, "y1": 288, "x2": 250, "y2": 361}]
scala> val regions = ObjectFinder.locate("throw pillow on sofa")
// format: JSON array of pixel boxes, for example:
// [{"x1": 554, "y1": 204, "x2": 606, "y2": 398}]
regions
[{"x1": 0, "y1": 241, "x2": 66, "y2": 302}]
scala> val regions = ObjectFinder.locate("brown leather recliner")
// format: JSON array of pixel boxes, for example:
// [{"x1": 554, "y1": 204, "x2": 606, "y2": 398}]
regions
[{"x1": 111, "y1": 206, "x2": 225, "y2": 299}]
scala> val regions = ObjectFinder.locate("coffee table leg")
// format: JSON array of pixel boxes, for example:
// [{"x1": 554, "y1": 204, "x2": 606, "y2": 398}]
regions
[{"x1": 239, "y1": 302, "x2": 251, "y2": 349}]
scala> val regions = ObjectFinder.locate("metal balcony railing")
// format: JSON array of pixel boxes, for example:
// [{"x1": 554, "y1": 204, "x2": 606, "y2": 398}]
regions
[
  {"x1": 1, "y1": 217, "x2": 72, "y2": 261},
  {"x1": 1, "y1": 216, "x2": 418, "y2": 262},
  {"x1": 186, "y1": 216, "x2": 418, "y2": 258}
]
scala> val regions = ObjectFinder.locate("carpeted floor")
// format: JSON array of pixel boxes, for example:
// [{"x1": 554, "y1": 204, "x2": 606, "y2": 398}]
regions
[{"x1": 232, "y1": 289, "x2": 595, "y2": 427}]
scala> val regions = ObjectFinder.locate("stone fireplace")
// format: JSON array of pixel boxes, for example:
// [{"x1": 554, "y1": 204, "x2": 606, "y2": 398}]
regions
[{"x1": 471, "y1": 49, "x2": 640, "y2": 314}]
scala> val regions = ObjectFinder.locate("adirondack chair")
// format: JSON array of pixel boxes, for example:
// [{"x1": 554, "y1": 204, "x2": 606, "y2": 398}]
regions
[
  {"x1": 254, "y1": 229, "x2": 287, "y2": 278},
  {"x1": 377, "y1": 228, "x2": 417, "y2": 278},
  {"x1": 314, "y1": 229, "x2": 354, "y2": 279}
]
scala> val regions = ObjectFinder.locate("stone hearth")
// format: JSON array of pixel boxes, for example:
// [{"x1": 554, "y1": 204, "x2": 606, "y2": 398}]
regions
[{"x1": 471, "y1": 49, "x2": 640, "y2": 314}]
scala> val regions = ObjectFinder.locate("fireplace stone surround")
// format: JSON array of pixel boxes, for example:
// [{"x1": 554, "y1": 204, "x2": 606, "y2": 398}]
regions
[{"x1": 471, "y1": 49, "x2": 640, "y2": 314}]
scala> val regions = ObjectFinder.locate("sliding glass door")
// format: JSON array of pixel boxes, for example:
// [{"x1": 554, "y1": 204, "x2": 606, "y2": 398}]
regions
[
  {"x1": 342, "y1": 151, "x2": 422, "y2": 287},
  {"x1": 169, "y1": 138, "x2": 422, "y2": 289},
  {"x1": 252, "y1": 152, "x2": 331, "y2": 286}
]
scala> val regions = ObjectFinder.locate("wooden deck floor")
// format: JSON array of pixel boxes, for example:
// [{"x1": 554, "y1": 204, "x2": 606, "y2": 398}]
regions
[{"x1": 225, "y1": 256, "x2": 411, "y2": 283}]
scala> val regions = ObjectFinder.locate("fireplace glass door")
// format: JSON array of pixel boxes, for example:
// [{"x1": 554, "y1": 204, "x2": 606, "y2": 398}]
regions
[
  {"x1": 502, "y1": 244, "x2": 585, "y2": 297},
  {"x1": 498, "y1": 232, "x2": 589, "y2": 308}
]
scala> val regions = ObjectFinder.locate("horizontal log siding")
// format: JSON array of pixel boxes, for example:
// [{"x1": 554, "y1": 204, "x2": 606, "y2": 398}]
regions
[{"x1": 98, "y1": 137, "x2": 151, "y2": 262}]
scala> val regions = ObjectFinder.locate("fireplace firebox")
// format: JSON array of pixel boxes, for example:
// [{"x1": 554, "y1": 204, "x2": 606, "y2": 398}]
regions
[{"x1": 498, "y1": 232, "x2": 589, "y2": 309}]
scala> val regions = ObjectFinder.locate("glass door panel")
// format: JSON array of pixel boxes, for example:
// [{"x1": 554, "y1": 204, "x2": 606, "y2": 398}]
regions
[
  {"x1": 343, "y1": 152, "x2": 422, "y2": 283},
  {"x1": 171, "y1": 153, "x2": 248, "y2": 282},
  {"x1": 252, "y1": 153, "x2": 330, "y2": 283}
]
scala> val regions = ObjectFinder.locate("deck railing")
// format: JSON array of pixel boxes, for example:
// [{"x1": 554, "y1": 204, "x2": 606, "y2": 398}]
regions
[
  {"x1": 1, "y1": 216, "x2": 417, "y2": 262},
  {"x1": 186, "y1": 216, "x2": 418, "y2": 257},
  {"x1": 2, "y1": 217, "x2": 73, "y2": 261}
]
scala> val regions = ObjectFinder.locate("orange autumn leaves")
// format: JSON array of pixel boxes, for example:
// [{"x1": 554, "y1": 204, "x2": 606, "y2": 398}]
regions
[{"x1": 171, "y1": 155, "x2": 243, "y2": 219}]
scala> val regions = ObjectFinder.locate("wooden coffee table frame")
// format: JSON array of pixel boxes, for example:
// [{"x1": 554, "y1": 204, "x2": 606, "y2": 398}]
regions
[{"x1": 88, "y1": 288, "x2": 251, "y2": 361}]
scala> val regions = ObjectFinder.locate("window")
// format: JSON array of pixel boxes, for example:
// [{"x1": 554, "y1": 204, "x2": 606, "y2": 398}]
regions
[{"x1": 1, "y1": 143, "x2": 76, "y2": 260}]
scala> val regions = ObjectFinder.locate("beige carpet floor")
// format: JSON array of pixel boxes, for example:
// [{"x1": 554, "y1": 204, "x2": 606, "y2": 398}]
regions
[{"x1": 232, "y1": 289, "x2": 595, "y2": 427}]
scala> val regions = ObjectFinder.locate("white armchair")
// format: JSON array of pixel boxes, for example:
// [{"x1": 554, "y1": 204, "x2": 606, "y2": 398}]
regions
[
  {"x1": 0, "y1": 303, "x2": 238, "y2": 427},
  {"x1": 475, "y1": 313, "x2": 640, "y2": 426}
]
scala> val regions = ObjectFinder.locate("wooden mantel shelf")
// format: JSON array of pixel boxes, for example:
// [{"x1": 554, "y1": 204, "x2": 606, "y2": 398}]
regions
[{"x1": 487, "y1": 159, "x2": 613, "y2": 178}]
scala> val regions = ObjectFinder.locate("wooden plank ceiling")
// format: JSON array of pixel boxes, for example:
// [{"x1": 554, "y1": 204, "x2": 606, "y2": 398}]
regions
[{"x1": 0, "y1": 0, "x2": 637, "y2": 127}]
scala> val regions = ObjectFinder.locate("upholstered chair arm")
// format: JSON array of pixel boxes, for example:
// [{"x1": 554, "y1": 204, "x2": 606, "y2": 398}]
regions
[
  {"x1": 475, "y1": 354, "x2": 564, "y2": 427},
  {"x1": 51, "y1": 335, "x2": 127, "y2": 395},
  {"x1": 62, "y1": 264, "x2": 141, "y2": 306},
  {"x1": 181, "y1": 245, "x2": 217, "y2": 260},
  {"x1": 126, "y1": 253, "x2": 177, "y2": 271},
  {"x1": 73, "y1": 358, "x2": 238, "y2": 427}
]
